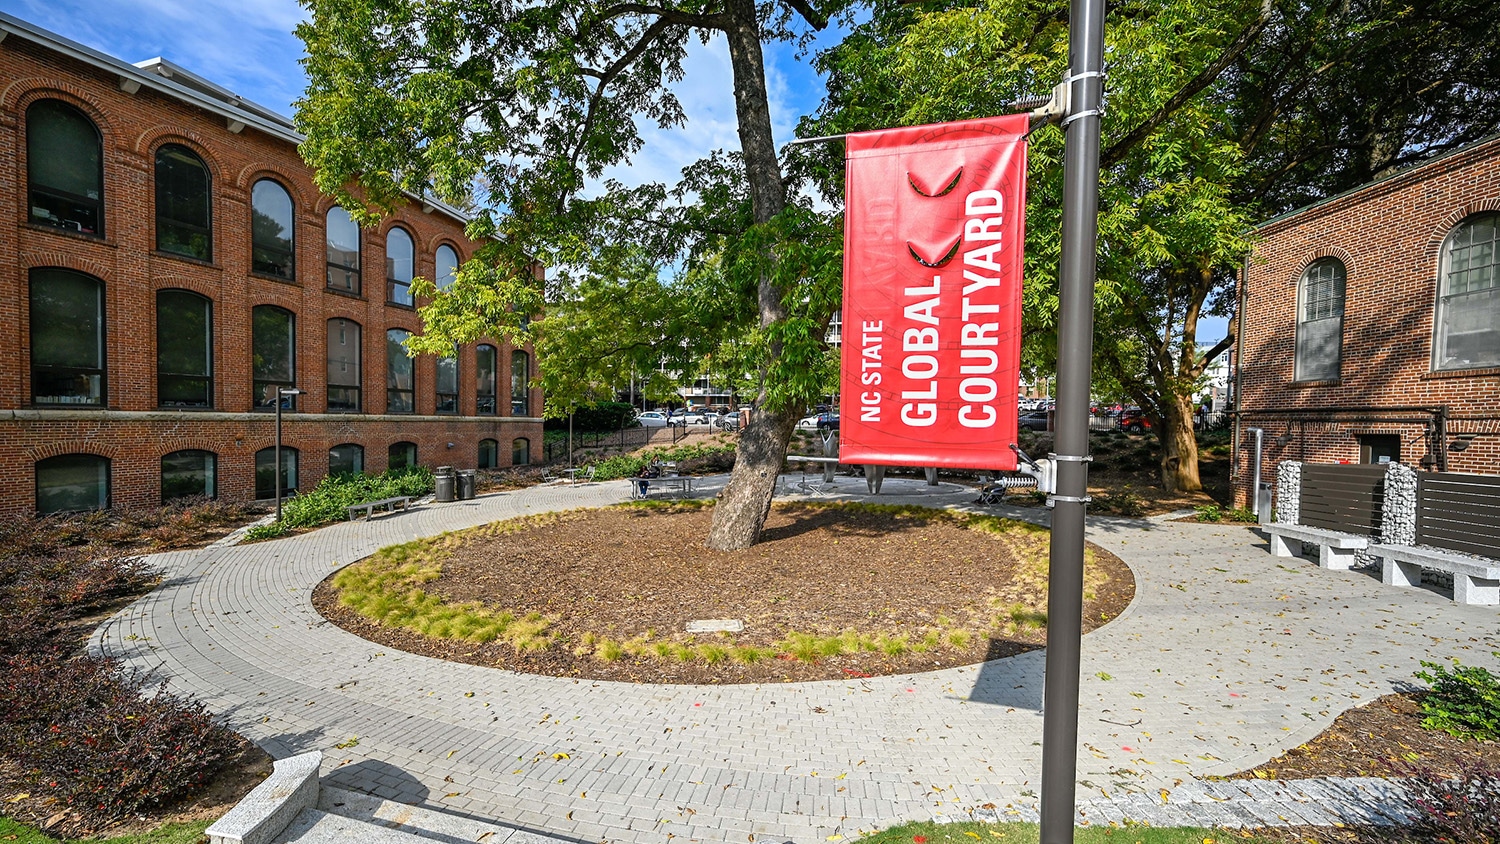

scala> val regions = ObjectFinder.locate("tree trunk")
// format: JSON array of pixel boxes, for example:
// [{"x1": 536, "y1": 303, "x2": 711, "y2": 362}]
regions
[
  {"x1": 1157, "y1": 390, "x2": 1202, "y2": 493},
  {"x1": 705, "y1": 0, "x2": 794, "y2": 550},
  {"x1": 707, "y1": 404, "x2": 798, "y2": 549}
]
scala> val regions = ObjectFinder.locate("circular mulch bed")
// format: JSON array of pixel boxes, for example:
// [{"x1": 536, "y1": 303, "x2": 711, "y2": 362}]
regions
[{"x1": 313, "y1": 502, "x2": 1134, "y2": 684}]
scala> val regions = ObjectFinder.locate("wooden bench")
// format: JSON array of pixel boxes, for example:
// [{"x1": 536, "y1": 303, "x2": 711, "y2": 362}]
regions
[
  {"x1": 345, "y1": 495, "x2": 413, "y2": 521},
  {"x1": 1371, "y1": 543, "x2": 1500, "y2": 605},
  {"x1": 1262, "y1": 523, "x2": 1370, "y2": 570}
]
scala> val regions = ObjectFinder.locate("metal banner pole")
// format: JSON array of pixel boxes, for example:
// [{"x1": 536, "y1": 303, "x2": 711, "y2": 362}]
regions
[{"x1": 1039, "y1": 0, "x2": 1105, "y2": 839}]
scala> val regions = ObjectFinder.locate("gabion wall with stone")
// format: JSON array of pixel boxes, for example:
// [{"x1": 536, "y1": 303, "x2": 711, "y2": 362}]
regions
[
  {"x1": 1381, "y1": 463, "x2": 1419, "y2": 546},
  {"x1": 1275, "y1": 461, "x2": 1301, "y2": 526}
]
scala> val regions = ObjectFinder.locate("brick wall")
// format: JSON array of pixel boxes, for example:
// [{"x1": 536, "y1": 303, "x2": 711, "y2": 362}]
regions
[
  {"x1": 1, "y1": 33, "x2": 544, "y2": 514},
  {"x1": 1234, "y1": 137, "x2": 1500, "y2": 507}
]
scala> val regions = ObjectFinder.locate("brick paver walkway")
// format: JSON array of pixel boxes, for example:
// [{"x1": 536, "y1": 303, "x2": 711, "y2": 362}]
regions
[{"x1": 94, "y1": 476, "x2": 1500, "y2": 842}]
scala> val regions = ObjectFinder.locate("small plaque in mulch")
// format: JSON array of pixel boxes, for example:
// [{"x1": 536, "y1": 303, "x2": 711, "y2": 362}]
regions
[{"x1": 314, "y1": 501, "x2": 1134, "y2": 684}]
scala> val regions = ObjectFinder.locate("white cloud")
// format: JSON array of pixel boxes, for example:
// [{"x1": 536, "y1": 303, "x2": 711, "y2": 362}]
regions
[{"x1": 9, "y1": 0, "x2": 309, "y2": 114}]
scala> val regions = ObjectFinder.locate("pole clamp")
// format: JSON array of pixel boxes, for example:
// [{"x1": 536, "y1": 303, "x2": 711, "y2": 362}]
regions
[
  {"x1": 1062, "y1": 108, "x2": 1101, "y2": 127},
  {"x1": 1063, "y1": 70, "x2": 1104, "y2": 84},
  {"x1": 1048, "y1": 453, "x2": 1093, "y2": 463},
  {"x1": 1047, "y1": 494, "x2": 1092, "y2": 505}
]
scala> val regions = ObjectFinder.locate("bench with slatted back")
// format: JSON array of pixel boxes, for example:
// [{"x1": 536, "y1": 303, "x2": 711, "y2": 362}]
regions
[
  {"x1": 1373, "y1": 471, "x2": 1500, "y2": 605},
  {"x1": 1263, "y1": 463, "x2": 1384, "y2": 570}
]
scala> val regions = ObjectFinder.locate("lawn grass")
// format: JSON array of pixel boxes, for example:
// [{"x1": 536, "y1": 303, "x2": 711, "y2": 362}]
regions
[
  {"x1": 0, "y1": 817, "x2": 213, "y2": 843},
  {"x1": 857, "y1": 820, "x2": 1278, "y2": 843}
]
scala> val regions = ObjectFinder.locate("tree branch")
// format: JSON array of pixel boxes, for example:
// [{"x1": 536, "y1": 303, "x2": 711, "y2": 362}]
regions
[
  {"x1": 782, "y1": 0, "x2": 828, "y2": 31},
  {"x1": 593, "y1": 2, "x2": 731, "y2": 30},
  {"x1": 1102, "y1": 3, "x2": 1273, "y2": 168}
]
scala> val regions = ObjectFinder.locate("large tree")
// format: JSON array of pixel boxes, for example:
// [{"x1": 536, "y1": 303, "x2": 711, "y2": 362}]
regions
[
  {"x1": 804, "y1": 0, "x2": 1500, "y2": 492},
  {"x1": 296, "y1": 0, "x2": 844, "y2": 548}
]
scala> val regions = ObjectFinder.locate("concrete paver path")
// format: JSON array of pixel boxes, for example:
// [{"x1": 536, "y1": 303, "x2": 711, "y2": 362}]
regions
[{"x1": 95, "y1": 477, "x2": 1500, "y2": 842}]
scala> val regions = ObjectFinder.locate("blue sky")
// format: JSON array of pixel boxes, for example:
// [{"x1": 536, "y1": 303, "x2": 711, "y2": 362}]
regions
[
  {"x1": 2, "y1": 0, "x2": 840, "y2": 190},
  {"x1": 4, "y1": 0, "x2": 1228, "y2": 344}
]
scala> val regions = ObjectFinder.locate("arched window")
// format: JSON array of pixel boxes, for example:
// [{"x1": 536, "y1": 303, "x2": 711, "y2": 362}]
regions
[
  {"x1": 27, "y1": 100, "x2": 103, "y2": 236},
  {"x1": 326, "y1": 206, "x2": 361, "y2": 295},
  {"x1": 386, "y1": 227, "x2": 414, "y2": 306},
  {"x1": 251, "y1": 179, "x2": 295, "y2": 280},
  {"x1": 511, "y1": 438, "x2": 530, "y2": 467},
  {"x1": 36, "y1": 454, "x2": 109, "y2": 514},
  {"x1": 31, "y1": 268, "x2": 105, "y2": 406},
  {"x1": 435, "y1": 244, "x2": 459, "y2": 291},
  {"x1": 155, "y1": 144, "x2": 211, "y2": 261},
  {"x1": 329, "y1": 443, "x2": 364, "y2": 477},
  {"x1": 388, "y1": 441, "x2": 417, "y2": 471},
  {"x1": 161, "y1": 450, "x2": 216, "y2": 503},
  {"x1": 478, "y1": 438, "x2": 498, "y2": 469},
  {"x1": 476, "y1": 344, "x2": 497, "y2": 414},
  {"x1": 255, "y1": 446, "x2": 298, "y2": 500},
  {"x1": 1295, "y1": 259, "x2": 1345, "y2": 382},
  {"x1": 327, "y1": 318, "x2": 362, "y2": 412},
  {"x1": 436, "y1": 347, "x2": 458, "y2": 414},
  {"x1": 510, "y1": 350, "x2": 530, "y2": 415},
  {"x1": 1434, "y1": 213, "x2": 1500, "y2": 371},
  {"x1": 157, "y1": 290, "x2": 212, "y2": 408},
  {"x1": 386, "y1": 329, "x2": 414, "y2": 413},
  {"x1": 252, "y1": 305, "x2": 295, "y2": 409}
]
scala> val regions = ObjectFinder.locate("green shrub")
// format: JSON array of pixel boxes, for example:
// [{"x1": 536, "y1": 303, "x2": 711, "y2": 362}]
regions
[
  {"x1": 243, "y1": 522, "x2": 289, "y2": 541},
  {"x1": 1194, "y1": 504, "x2": 1222, "y2": 522},
  {"x1": 543, "y1": 402, "x2": 637, "y2": 432},
  {"x1": 1416, "y1": 657, "x2": 1500, "y2": 741},
  {"x1": 584, "y1": 443, "x2": 737, "y2": 481},
  {"x1": 277, "y1": 467, "x2": 434, "y2": 529},
  {"x1": 1228, "y1": 506, "x2": 1258, "y2": 523}
]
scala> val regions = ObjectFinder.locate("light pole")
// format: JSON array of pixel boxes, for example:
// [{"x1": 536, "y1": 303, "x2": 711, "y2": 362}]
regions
[{"x1": 274, "y1": 387, "x2": 304, "y2": 522}]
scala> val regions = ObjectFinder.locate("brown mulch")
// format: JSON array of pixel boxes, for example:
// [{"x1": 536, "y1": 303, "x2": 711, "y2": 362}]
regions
[
  {"x1": 1227, "y1": 692, "x2": 1500, "y2": 781},
  {"x1": 313, "y1": 502, "x2": 1134, "y2": 684}
]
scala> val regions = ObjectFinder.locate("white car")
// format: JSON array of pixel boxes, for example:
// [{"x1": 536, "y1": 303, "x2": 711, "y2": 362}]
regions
[
  {"x1": 636, "y1": 411, "x2": 672, "y2": 427},
  {"x1": 676, "y1": 410, "x2": 708, "y2": 425}
]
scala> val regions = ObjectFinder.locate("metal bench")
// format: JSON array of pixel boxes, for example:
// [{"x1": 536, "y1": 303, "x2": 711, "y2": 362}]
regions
[
  {"x1": 1262, "y1": 522, "x2": 1370, "y2": 570},
  {"x1": 345, "y1": 496, "x2": 413, "y2": 521},
  {"x1": 1371, "y1": 543, "x2": 1500, "y2": 605}
]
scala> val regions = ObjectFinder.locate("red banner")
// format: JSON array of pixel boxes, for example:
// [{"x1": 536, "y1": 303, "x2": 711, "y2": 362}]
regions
[{"x1": 838, "y1": 114, "x2": 1028, "y2": 471}]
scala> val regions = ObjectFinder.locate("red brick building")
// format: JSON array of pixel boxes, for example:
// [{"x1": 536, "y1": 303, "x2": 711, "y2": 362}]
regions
[
  {"x1": 1, "y1": 12, "x2": 543, "y2": 515},
  {"x1": 1234, "y1": 135, "x2": 1500, "y2": 509}
]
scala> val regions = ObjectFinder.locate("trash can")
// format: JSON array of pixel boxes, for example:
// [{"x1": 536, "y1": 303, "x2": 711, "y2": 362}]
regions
[
  {"x1": 457, "y1": 469, "x2": 476, "y2": 501},
  {"x1": 434, "y1": 466, "x2": 456, "y2": 503}
]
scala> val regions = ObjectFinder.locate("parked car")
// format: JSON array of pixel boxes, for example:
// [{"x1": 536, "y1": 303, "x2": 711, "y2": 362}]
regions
[
  {"x1": 1018, "y1": 410, "x2": 1051, "y2": 431},
  {"x1": 636, "y1": 411, "x2": 672, "y2": 427},
  {"x1": 797, "y1": 411, "x2": 839, "y2": 431},
  {"x1": 1119, "y1": 408, "x2": 1152, "y2": 433},
  {"x1": 676, "y1": 409, "x2": 708, "y2": 425}
]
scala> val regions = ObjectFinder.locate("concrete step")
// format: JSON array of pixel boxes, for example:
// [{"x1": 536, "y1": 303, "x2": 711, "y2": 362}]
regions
[
  {"x1": 280, "y1": 809, "x2": 426, "y2": 844},
  {"x1": 290, "y1": 785, "x2": 569, "y2": 844}
]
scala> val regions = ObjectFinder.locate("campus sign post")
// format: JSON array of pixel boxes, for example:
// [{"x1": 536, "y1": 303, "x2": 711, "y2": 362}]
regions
[
  {"x1": 1039, "y1": 0, "x2": 1105, "y2": 840},
  {"x1": 824, "y1": 0, "x2": 1104, "y2": 836}
]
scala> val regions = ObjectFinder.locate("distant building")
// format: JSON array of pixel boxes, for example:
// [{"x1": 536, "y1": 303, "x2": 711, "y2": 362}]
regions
[
  {"x1": 0, "y1": 12, "x2": 543, "y2": 515},
  {"x1": 1234, "y1": 135, "x2": 1500, "y2": 508}
]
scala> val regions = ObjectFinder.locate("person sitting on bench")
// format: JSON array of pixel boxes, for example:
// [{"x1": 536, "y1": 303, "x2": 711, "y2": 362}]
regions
[{"x1": 634, "y1": 459, "x2": 663, "y2": 496}]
